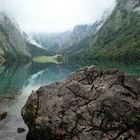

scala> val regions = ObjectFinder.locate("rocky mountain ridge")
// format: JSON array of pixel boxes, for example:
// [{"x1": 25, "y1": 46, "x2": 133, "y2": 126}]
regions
[{"x1": 32, "y1": 20, "x2": 103, "y2": 54}]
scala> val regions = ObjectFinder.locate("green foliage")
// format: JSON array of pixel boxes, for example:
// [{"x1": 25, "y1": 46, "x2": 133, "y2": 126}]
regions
[
  {"x1": 66, "y1": 0, "x2": 140, "y2": 62},
  {"x1": 0, "y1": 14, "x2": 31, "y2": 62},
  {"x1": 33, "y1": 54, "x2": 61, "y2": 64},
  {"x1": 23, "y1": 104, "x2": 36, "y2": 123},
  {"x1": 26, "y1": 42, "x2": 50, "y2": 57}
]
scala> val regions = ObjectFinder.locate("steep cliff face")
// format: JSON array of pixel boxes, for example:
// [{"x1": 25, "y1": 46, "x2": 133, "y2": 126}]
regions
[
  {"x1": 0, "y1": 13, "x2": 30, "y2": 61},
  {"x1": 61, "y1": 22, "x2": 102, "y2": 54},
  {"x1": 85, "y1": 0, "x2": 140, "y2": 61}
]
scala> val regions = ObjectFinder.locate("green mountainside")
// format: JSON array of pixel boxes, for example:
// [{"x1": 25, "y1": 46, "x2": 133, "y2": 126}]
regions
[
  {"x1": 26, "y1": 42, "x2": 50, "y2": 57},
  {"x1": 75, "y1": 0, "x2": 140, "y2": 61},
  {"x1": 0, "y1": 13, "x2": 30, "y2": 62},
  {"x1": 32, "y1": 21, "x2": 103, "y2": 54},
  {"x1": 4, "y1": 0, "x2": 139, "y2": 63}
]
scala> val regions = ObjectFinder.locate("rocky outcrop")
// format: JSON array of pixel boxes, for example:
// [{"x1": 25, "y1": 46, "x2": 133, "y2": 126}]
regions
[{"x1": 22, "y1": 66, "x2": 140, "y2": 140}]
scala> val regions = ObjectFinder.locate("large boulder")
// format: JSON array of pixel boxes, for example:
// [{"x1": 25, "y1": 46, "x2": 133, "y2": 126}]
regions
[{"x1": 22, "y1": 66, "x2": 140, "y2": 140}]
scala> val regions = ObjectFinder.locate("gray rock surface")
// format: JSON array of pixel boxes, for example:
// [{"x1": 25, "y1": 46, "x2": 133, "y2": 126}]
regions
[{"x1": 22, "y1": 66, "x2": 140, "y2": 140}]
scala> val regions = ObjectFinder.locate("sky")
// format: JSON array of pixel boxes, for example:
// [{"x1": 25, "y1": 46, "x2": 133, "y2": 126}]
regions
[{"x1": 0, "y1": 0, "x2": 116, "y2": 33}]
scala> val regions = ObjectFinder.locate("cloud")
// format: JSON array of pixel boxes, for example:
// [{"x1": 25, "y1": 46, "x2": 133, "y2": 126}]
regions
[{"x1": 0, "y1": 0, "x2": 116, "y2": 33}]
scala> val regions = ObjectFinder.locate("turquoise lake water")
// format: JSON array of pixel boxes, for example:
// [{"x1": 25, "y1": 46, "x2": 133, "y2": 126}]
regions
[{"x1": 0, "y1": 61, "x2": 140, "y2": 140}]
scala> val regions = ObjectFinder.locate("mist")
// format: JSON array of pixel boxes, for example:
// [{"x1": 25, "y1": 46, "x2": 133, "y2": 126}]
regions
[{"x1": 0, "y1": 0, "x2": 116, "y2": 33}]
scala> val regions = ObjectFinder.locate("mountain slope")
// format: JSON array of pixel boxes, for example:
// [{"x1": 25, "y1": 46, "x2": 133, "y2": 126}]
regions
[
  {"x1": 32, "y1": 21, "x2": 103, "y2": 55},
  {"x1": 62, "y1": 21, "x2": 103, "y2": 58},
  {"x1": 32, "y1": 31, "x2": 71, "y2": 53},
  {"x1": 62, "y1": 22, "x2": 102, "y2": 52},
  {"x1": 0, "y1": 13, "x2": 30, "y2": 62},
  {"x1": 31, "y1": 0, "x2": 140, "y2": 62},
  {"x1": 84, "y1": 0, "x2": 140, "y2": 61},
  {"x1": 26, "y1": 42, "x2": 50, "y2": 57}
]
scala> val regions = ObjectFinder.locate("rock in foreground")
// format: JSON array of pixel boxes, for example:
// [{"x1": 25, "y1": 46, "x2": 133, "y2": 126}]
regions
[{"x1": 22, "y1": 66, "x2": 140, "y2": 140}]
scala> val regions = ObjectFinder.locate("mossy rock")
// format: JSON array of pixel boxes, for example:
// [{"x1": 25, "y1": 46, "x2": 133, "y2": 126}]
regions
[{"x1": 23, "y1": 104, "x2": 37, "y2": 123}]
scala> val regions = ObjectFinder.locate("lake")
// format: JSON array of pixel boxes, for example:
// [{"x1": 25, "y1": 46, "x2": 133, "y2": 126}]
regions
[{"x1": 0, "y1": 61, "x2": 140, "y2": 140}]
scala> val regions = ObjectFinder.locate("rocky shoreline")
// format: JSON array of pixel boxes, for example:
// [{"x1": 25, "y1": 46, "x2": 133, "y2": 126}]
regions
[{"x1": 22, "y1": 66, "x2": 140, "y2": 140}]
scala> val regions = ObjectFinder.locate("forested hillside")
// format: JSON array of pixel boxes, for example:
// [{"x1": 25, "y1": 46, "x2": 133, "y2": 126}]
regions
[
  {"x1": 74, "y1": 0, "x2": 140, "y2": 61},
  {"x1": 0, "y1": 13, "x2": 30, "y2": 62}
]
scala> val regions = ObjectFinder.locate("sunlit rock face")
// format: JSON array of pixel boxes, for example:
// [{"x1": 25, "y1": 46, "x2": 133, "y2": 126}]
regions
[{"x1": 22, "y1": 66, "x2": 140, "y2": 140}]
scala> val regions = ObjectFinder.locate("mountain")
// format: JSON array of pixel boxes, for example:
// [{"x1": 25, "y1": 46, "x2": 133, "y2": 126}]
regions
[
  {"x1": 61, "y1": 22, "x2": 102, "y2": 51},
  {"x1": 26, "y1": 42, "x2": 50, "y2": 57},
  {"x1": 61, "y1": 21, "x2": 103, "y2": 57},
  {"x1": 30, "y1": 0, "x2": 140, "y2": 62},
  {"x1": 31, "y1": 21, "x2": 103, "y2": 54},
  {"x1": 79, "y1": 0, "x2": 140, "y2": 61},
  {"x1": 22, "y1": 32, "x2": 51, "y2": 57},
  {"x1": 32, "y1": 31, "x2": 71, "y2": 53},
  {"x1": 0, "y1": 13, "x2": 30, "y2": 62}
]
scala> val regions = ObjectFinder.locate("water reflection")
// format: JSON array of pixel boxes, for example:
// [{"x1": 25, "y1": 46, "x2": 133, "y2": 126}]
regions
[
  {"x1": 0, "y1": 62, "x2": 79, "y2": 140},
  {"x1": 0, "y1": 60, "x2": 139, "y2": 140}
]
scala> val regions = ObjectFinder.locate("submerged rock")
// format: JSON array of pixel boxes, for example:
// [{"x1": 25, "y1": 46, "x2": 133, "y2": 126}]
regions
[
  {"x1": 0, "y1": 111, "x2": 7, "y2": 121},
  {"x1": 22, "y1": 66, "x2": 140, "y2": 140},
  {"x1": 17, "y1": 127, "x2": 26, "y2": 133}
]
